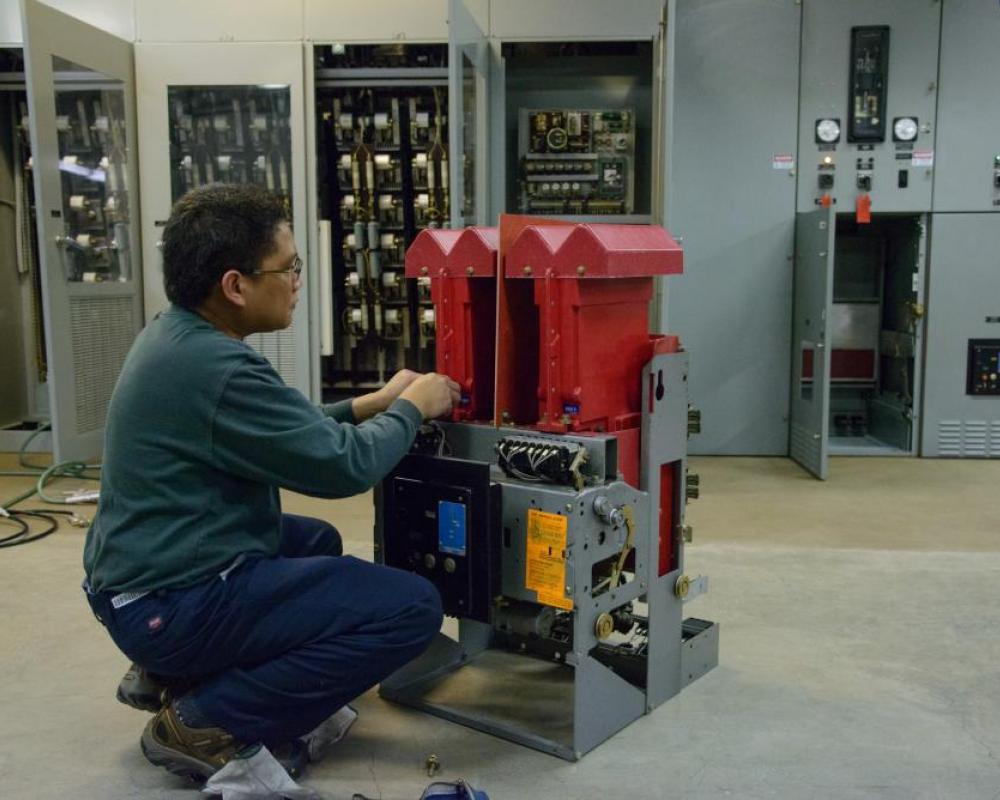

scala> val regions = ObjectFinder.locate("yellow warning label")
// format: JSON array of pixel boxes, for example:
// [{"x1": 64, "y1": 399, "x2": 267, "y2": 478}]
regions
[{"x1": 525, "y1": 508, "x2": 573, "y2": 610}]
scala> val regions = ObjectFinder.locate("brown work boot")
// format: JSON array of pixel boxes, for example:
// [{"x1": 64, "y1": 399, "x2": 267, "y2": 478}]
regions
[{"x1": 140, "y1": 702, "x2": 242, "y2": 781}]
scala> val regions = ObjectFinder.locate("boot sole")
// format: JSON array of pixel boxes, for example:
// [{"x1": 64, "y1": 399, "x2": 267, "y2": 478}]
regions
[{"x1": 140, "y1": 726, "x2": 214, "y2": 783}]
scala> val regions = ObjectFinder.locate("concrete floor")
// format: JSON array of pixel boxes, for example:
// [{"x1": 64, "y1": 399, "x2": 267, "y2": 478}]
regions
[{"x1": 2, "y1": 454, "x2": 1000, "y2": 799}]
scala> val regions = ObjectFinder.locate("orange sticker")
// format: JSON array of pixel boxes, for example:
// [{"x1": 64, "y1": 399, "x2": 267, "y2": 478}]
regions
[{"x1": 525, "y1": 508, "x2": 573, "y2": 610}]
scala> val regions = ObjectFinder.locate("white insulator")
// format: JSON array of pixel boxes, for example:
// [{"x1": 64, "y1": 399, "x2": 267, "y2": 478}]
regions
[
  {"x1": 217, "y1": 155, "x2": 232, "y2": 170},
  {"x1": 342, "y1": 195, "x2": 356, "y2": 209},
  {"x1": 385, "y1": 309, "x2": 401, "y2": 324},
  {"x1": 94, "y1": 116, "x2": 110, "y2": 132},
  {"x1": 105, "y1": 196, "x2": 118, "y2": 212},
  {"x1": 421, "y1": 308, "x2": 435, "y2": 325},
  {"x1": 61, "y1": 155, "x2": 79, "y2": 166},
  {"x1": 339, "y1": 154, "x2": 352, "y2": 169},
  {"x1": 338, "y1": 113, "x2": 353, "y2": 130},
  {"x1": 413, "y1": 152, "x2": 428, "y2": 167},
  {"x1": 346, "y1": 272, "x2": 360, "y2": 287},
  {"x1": 99, "y1": 156, "x2": 110, "y2": 170},
  {"x1": 417, "y1": 277, "x2": 431, "y2": 289},
  {"x1": 380, "y1": 233, "x2": 397, "y2": 249},
  {"x1": 374, "y1": 112, "x2": 390, "y2": 129},
  {"x1": 382, "y1": 271, "x2": 398, "y2": 288},
  {"x1": 256, "y1": 155, "x2": 266, "y2": 170},
  {"x1": 75, "y1": 233, "x2": 92, "y2": 248},
  {"x1": 55, "y1": 116, "x2": 70, "y2": 131},
  {"x1": 374, "y1": 153, "x2": 391, "y2": 168},
  {"x1": 182, "y1": 155, "x2": 193, "y2": 169},
  {"x1": 378, "y1": 195, "x2": 395, "y2": 211},
  {"x1": 415, "y1": 193, "x2": 429, "y2": 209},
  {"x1": 349, "y1": 308, "x2": 364, "y2": 324},
  {"x1": 69, "y1": 195, "x2": 86, "y2": 210},
  {"x1": 213, "y1": 115, "x2": 230, "y2": 131},
  {"x1": 345, "y1": 233, "x2": 357, "y2": 248},
  {"x1": 415, "y1": 112, "x2": 430, "y2": 128},
  {"x1": 252, "y1": 114, "x2": 267, "y2": 131}
]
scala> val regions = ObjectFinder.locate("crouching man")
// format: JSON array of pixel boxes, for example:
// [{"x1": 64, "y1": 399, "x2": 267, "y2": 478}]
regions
[{"x1": 83, "y1": 183, "x2": 456, "y2": 782}]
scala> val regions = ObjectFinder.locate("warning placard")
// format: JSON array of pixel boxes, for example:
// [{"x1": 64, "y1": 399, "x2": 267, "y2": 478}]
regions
[{"x1": 525, "y1": 509, "x2": 573, "y2": 610}]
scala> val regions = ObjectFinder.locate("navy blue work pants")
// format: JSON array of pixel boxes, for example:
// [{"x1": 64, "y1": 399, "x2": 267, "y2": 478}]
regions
[{"x1": 86, "y1": 514, "x2": 443, "y2": 747}]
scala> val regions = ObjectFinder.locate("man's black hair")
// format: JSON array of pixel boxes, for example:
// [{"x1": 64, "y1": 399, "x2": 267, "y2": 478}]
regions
[{"x1": 162, "y1": 183, "x2": 289, "y2": 310}]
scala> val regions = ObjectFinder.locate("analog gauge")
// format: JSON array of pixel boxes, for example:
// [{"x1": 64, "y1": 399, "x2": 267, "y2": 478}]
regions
[
  {"x1": 815, "y1": 118, "x2": 841, "y2": 144},
  {"x1": 893, "y1": 117, "x2": 919, "y2": 142}
]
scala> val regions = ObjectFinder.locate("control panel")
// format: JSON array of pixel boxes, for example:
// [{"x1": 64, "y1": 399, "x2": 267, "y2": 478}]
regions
[
  {"x1": 379, "y1": 454, "x2": 500, "y2": 622},
  {"x1": 797, "y1": 4, "x2": 941, "y2": 214},
  {"x1": 518, "y1": 108, "x2": 635, "y2": 216},
  {"x1": 967, "y1": 339, "x2": 1000, "y2": 396}
]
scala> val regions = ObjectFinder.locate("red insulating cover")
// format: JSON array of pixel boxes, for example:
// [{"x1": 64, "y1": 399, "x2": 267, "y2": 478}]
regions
[
  {"x1": 405, "y1": 227, "x2": 498, "y2": 421},
  {"x1": 506, "y1": 223, "x2": 683, "y2": 279},
  {"x1": 505, "y1": 223, "x2": 684, "y2": 433}
]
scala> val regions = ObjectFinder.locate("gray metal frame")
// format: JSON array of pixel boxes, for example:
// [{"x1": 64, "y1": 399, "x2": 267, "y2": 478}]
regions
[
  {"x1": 20, "y1": 0, "x2": 143, "y2": 462},
  {"x1": 375, "y1": 351, "x2": 718, "y2": 760},
  {"x1": 448, "y1": 0, "x2": 490, "y2": 227},
  {"x1": 790, "y1": 207, "x2": 835, "y2": 479}
]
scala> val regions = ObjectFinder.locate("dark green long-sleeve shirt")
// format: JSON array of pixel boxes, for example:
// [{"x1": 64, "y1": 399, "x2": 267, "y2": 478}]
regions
[{"x1": 83, "y1": 305, "x2": 422, "y2": 593}]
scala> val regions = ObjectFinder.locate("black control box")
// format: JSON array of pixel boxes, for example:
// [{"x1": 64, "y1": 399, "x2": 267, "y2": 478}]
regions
[
  {"x1": 376, "y1": 454, "x2": 501, "y2": 622},
  {"x1": 967, "y1": 339, "x2": 1000, "y2": 396}
]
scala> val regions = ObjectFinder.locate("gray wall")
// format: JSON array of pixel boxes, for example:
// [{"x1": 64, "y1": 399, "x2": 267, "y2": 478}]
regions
[{"x1": 666, "y1": 0, "x2": 801, "y2": 455}]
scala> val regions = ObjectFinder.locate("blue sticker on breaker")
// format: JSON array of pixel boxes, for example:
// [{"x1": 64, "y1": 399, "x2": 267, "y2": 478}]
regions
[
  {"x1": 563, "y1": 403, "x2": 580, "y2": 415},
  {"x1": 438, "y1": 501, "x2": 467, "y2": 556}
]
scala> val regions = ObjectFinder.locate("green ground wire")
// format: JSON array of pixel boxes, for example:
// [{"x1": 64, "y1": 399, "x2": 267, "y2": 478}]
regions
[{"x1": 1, "y1": 421, "x2": 101, "y2": 512}]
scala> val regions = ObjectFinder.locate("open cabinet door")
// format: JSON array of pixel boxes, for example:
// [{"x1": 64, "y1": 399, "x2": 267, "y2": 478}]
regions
[
  {"x1": 790, "y1": 207, "x2": 835, "y2": 479},
  {"x1": 448, "y1": 0, "x2": 490, "y2": 227},
  {"x1": 20, "y1": 0, "x2": 143, "y2": 462}
]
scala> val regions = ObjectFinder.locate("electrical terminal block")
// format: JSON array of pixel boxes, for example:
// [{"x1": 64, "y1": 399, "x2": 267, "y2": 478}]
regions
[{"x1": 495, "y1": 434, "x2": 589, "y2": 490}]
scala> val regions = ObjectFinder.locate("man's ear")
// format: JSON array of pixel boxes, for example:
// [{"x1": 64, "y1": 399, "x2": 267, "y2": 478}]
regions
[{"x1": 219, "y1": 269, "x2": 248, "y2": 308}]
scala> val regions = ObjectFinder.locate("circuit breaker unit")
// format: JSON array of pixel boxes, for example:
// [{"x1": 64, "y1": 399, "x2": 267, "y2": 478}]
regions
[
  {"x1": 518, "y1": 108, "x2": 635, "y2": 216},
  {"x1": 315, "y1": 45, "x2": 449, "y2": 394},
  {"x1": 375, "y1": 220, "x2": 717, "y2": 760}
]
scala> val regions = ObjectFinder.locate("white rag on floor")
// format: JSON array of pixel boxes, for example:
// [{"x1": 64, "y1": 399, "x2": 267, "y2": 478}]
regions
[
  {"x1": 201, "y1": 706, "x2": 358, "y2": 800},
  {"x1": 202, "y1": 745, "x2": 323, "y2": 800}
]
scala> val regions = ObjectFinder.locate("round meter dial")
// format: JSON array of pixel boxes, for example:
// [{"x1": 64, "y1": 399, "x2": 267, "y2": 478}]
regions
[
  {"x1": 893, "y1": 117, "x2": 919, "y2": 142},
  {"x1": 815, "y1": 118, "x2": 841, "y2": 144}
]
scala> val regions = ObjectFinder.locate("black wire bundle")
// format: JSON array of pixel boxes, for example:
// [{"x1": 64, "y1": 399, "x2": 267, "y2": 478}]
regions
[{"x1": 0, "y1": 509, "x2": 81, "y2": 549}]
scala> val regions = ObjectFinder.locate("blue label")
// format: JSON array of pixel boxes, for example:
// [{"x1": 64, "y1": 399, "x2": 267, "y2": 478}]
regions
[
  {"x1": 563, "y1": 403, "x2": 580, "y2": 415},
  {"x1": 459, "y1": 393, "x2": 470, "y2": 406},
  {"x1": 438, "y1": 501, "x2": 467, "y2": 556}
]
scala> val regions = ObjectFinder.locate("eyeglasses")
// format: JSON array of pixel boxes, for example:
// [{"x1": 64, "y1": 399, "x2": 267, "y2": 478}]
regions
[{"x1": 251, "y1": 255, "x2": 303, "y2": 279}]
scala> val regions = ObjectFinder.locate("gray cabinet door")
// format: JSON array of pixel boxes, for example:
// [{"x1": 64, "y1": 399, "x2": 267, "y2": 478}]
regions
[
  {"x1": 932, "y1": 0, "x2": 1000, "y2": 213},
  {"x1": 448, "y1": 0, "x2": 490, "y2": 227},
  {"x1": 20, "y1": 0, "x2": 143, "y2": 462},
  {"x1": 790, "y1": 208, "x2": 836, "y2": 479},
  {"x1": 921, "y1": 213, "x2": 1000, "y2": 457}
]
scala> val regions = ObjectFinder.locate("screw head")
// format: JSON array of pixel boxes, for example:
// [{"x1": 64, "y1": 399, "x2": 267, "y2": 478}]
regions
[
  {"x1": 420, "y1": 266, "x2": 429, "y2": 275},
  {"x1": 523, "y1": 265, "x2": 533, "y2": 275},
  {"x1": 576, "y1": 265, "x2": 586, "y2": 276}
]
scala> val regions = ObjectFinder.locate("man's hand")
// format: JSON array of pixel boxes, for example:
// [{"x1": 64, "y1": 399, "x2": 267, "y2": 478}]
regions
[
  {"x1": 377, "y1": 369, "x2": 421, "y2": 409},
  {"x1": 399, "y1": 373, "x2": 461, "y2": 420}
]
